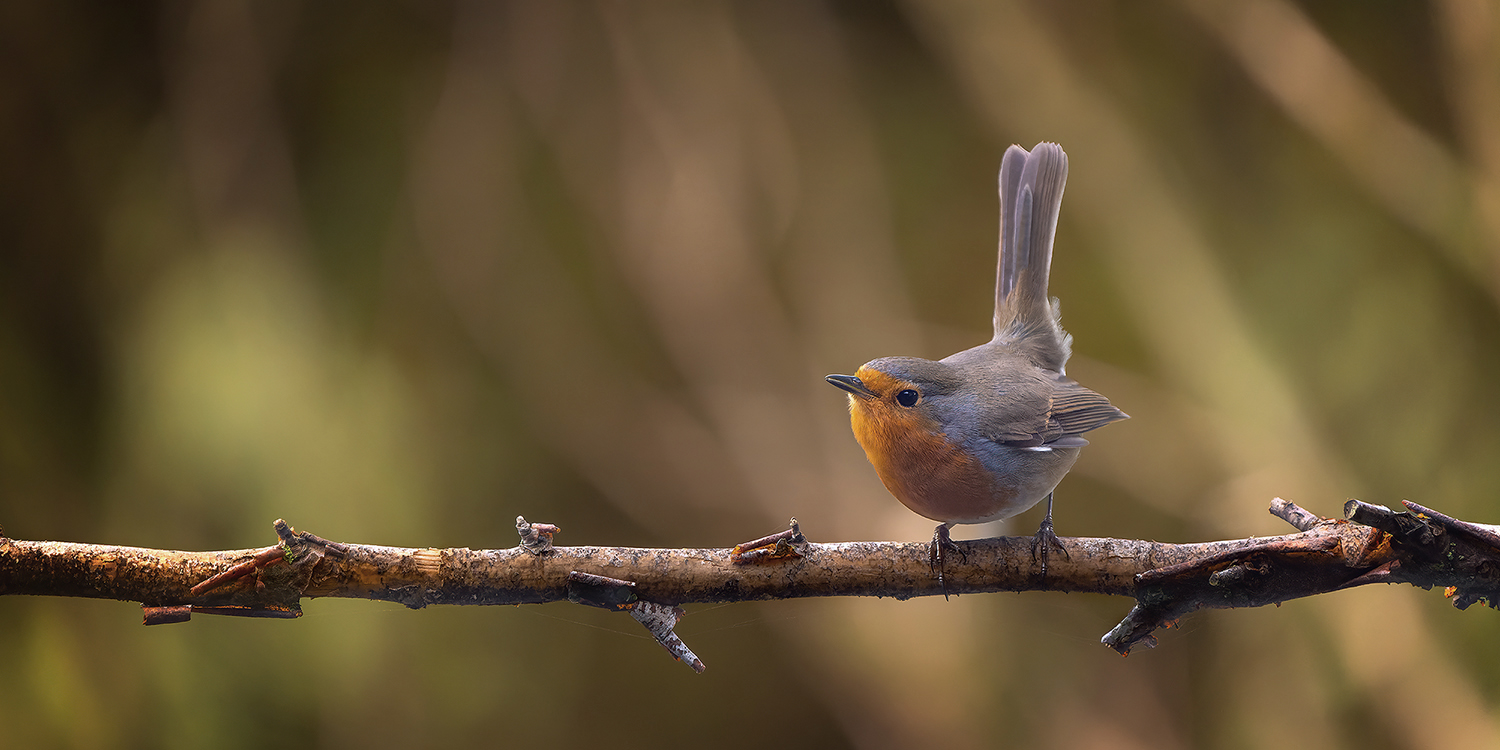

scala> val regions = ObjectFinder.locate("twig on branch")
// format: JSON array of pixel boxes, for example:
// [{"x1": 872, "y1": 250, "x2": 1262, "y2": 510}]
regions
[
  {"x1": 3, "y1": 498, "x2": 1499, "y2": 671},
  {"x1": 1269, "y1": 496, "x2": 1322, "y2": 531}
]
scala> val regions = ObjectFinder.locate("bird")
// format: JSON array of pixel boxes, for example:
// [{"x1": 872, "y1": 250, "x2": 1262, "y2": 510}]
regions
[{"x1": 826, "y1": 142, "x2": 1126, "y2": 589}]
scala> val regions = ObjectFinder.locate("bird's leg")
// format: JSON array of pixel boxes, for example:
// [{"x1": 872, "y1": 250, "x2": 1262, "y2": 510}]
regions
[
  {"x1": 1030, "y1": 492, "x2": 1069, "y2": 580},
  {"x1": 930, "y1": 523, "x2": 967, "y2": 599}
]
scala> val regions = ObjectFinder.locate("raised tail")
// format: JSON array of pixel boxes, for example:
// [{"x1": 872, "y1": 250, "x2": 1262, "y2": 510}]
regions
[{"x1": 994, "y1": 142, "x2": 1071, "y2": 373}]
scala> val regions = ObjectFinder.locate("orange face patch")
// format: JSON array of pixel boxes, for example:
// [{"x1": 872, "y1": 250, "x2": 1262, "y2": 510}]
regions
[{"x1": 844, "y1": 367, "x2": 1005, "y2": 523}]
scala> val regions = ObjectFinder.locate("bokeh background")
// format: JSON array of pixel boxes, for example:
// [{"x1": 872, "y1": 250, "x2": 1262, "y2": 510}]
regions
[{"x1": 3, "y1": 1, "x2": 1499, "y2": 747}]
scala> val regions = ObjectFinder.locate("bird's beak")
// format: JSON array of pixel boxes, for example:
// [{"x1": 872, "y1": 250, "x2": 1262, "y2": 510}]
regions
[{"x1": 825, "y1": 374, "x2": 876, "y2": 400}]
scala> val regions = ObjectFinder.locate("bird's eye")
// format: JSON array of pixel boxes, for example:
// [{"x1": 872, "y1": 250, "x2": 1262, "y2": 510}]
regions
[{"x1": 896, "y1": 389, "x2": 920, "y2": 407}]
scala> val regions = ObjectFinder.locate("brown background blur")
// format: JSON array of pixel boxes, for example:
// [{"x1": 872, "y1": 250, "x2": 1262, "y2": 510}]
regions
[{"x1": 3, "y1": 1, "x2": 1500, "y2": 748}]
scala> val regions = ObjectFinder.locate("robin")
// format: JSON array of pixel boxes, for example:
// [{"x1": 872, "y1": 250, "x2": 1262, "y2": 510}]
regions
[{"x1": 826, "y1": 142, "x2": 1126, "y2": 588}]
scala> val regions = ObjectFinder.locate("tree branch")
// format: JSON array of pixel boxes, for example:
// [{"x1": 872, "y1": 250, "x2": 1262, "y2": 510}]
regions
[{"x1": 3, "y1": 499, "x2": 1498, "y2": 671}]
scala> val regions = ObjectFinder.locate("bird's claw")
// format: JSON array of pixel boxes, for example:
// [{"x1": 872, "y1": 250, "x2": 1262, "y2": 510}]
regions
[
  {"x1": 930, "y1": 525, "x2": 967, "y2": 599},
  {"x1": 1030, "y1": 513, "x2": 1069, "y2": 581}
]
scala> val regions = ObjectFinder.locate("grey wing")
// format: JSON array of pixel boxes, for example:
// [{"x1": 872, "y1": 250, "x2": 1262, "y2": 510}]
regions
[
  {"x1": 1046, "y1": 378, "x2": 1128, "y2": 439},
  {"x1": 988, "y1": 377, "x2": 1127, "y2": 448}
]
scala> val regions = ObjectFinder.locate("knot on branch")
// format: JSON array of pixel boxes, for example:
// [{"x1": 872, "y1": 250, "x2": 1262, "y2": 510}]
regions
[
  {"x1": 731, "y1": 518, "x2": 807, "y2": 563},
  {"x1": 516, "y1": 516, "x2": 560, "y2": 555},
  {"x1": 1207, "y1": 559, "x2": 1269, "y2": 587}
]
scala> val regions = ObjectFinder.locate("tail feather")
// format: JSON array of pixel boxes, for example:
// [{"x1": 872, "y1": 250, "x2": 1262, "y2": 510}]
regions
[
  {"x1": 993, "y1": 142, "x2": 1071, "y2": 372},
  {"x1": 996, "y1": 147, "x2": 1026, "y2": 302}
]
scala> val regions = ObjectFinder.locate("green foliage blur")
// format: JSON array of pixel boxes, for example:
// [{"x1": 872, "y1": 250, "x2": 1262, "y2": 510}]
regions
[{"x1": 3, "y1": 1, "x2": 1499, "y2": 748}]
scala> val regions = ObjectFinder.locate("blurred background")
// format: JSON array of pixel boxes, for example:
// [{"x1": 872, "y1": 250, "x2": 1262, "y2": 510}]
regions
[{"x1": 3, "y1": 1, "x2": 1499, "y2": 747}]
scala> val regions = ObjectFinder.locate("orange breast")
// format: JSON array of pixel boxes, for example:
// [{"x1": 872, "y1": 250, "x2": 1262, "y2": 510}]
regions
[{"x1": 848, "y1": 399, "x2": 1012, "y2": 524}]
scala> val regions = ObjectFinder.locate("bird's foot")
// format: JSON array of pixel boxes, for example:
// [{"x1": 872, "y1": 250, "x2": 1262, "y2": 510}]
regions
[
  {"x1": 1030, "y1": 507, "x2": 1069, "y2": 582},
  {"x1": 930, "y1": 524, "x2": 967, "y2": 599}
]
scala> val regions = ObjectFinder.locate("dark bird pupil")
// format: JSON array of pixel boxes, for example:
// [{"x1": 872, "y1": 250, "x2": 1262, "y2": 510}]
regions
[{"x1": 896, "y1": 389, "x2": 919, "y2": 407}]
